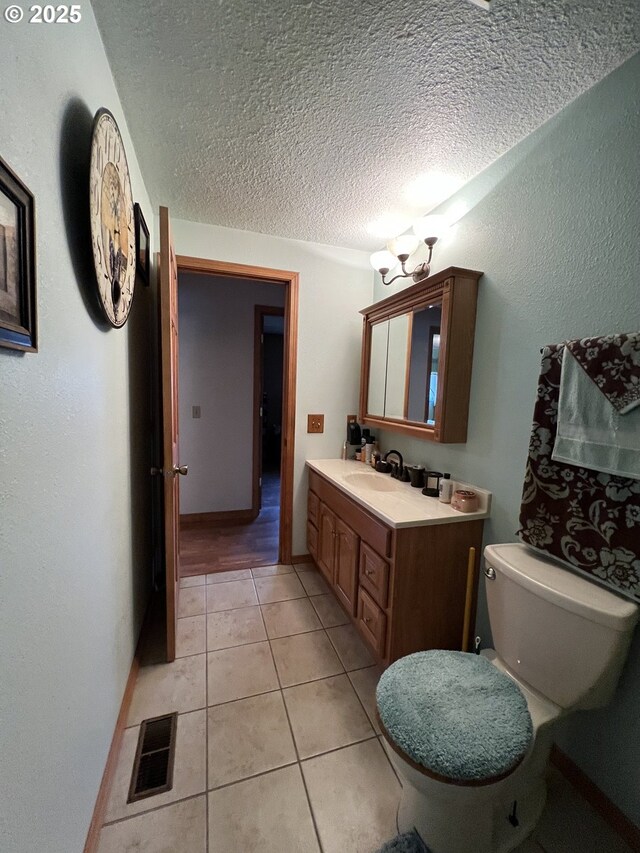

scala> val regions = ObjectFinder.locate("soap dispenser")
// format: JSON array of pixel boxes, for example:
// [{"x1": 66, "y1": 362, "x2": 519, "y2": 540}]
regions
[{"x1": 438, "y1": 473, "x2": 453, "y2": 503}]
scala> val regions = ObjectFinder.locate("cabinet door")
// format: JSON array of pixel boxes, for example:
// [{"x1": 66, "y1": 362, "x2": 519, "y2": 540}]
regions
[
  {"x1": 317, "y1": 503, "x2": 336, "y2": 583},
  {"x1": 334, "y1": 518, "x2": 359, "y2": 616}
]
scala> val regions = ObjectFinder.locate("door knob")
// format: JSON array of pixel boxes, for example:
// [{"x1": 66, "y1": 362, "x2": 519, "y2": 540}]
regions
[{"x1": 149, "y1": 465, "x2": 189, "y2": 477}]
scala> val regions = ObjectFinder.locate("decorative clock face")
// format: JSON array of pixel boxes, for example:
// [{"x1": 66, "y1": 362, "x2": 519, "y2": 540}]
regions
[{"x1": 89, "y1": 109, "x2": 136, "y2": 328}]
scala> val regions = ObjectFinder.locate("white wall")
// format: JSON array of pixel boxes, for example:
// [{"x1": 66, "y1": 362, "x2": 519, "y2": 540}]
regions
[
  {"x1": 372, "y1": 53, "x2": 640, "y2": 824},
  {"x1": 171, "y1": 219, "x2": 373, "y2": 553},
  {"x1": 0, "y1": 8, "x2": 154, "y2": 852},
  {"x1": 178, "y1": 274, "x2": 285, "y2": 514}
]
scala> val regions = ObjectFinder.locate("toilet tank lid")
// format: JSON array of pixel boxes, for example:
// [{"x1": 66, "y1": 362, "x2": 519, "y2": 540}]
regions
[{"x1": 484, "y1": 544, "x2": 639, "y2": 632}]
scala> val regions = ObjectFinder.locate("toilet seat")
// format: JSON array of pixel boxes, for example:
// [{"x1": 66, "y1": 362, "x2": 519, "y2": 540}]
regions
[{"x1": 376, "y1": 650, "x2": 533, "y2": 786}]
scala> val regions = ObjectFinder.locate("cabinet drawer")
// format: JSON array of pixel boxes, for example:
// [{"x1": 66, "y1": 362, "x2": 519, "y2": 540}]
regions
[
  {"x1": 357, "y1": 587, "x2": 387, "y2": 658},
  {"x1": 307, "y1": 522, "x2": 318, "y2": 562},
  {"x1": 359, "y1": 543, "x2": 390, "y2": 609},
  {"x1": 308, "y1": 490, "x2": 320, "y2": 527},
  {"x1": 307, "y1": 492, "x2": 320, "y2": 527}
]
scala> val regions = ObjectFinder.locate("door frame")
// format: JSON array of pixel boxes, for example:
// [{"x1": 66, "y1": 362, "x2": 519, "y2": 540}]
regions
[
  {"x1": 253, "y1": 305, "x2": 285, "y2": 516},
  {"x1": 176, "y1": 255, "x2": 299, "y2": 564}
]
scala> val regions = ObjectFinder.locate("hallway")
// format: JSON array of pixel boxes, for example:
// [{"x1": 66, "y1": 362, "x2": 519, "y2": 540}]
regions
[
  {"x1": 96, "y1": 563, "x2": 632, "y2": 853},
  {"x1": 179, "y1": 472, "x2": 280, "y2": 576}
]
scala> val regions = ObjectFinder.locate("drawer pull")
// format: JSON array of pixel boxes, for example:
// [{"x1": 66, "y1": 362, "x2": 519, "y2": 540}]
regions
[
  {"x1": 363, "y1": 616, "x2": 372, "y2": 624},
  {"x1": 364, "y1": 568, "x2": 374, "y2": 577}
]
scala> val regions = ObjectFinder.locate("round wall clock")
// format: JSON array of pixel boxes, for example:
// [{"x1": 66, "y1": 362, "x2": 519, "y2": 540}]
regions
[{"x1": 89, "y1": 108, "x2": 136, "y2": 328}]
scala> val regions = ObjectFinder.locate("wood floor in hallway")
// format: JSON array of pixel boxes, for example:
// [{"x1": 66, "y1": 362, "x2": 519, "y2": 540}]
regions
[{"x1": 179, "y1": 472, "x2": 281, "y2": 577}]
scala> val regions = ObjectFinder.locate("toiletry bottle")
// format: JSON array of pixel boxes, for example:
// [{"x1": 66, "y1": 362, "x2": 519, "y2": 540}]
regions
[
  {"x1": 439, "y1": 473, "x2": 453, "y2": 503},
  {"x1": 365, "y1": 435, "x2": 375, "y2": 464},
  {"x1": 341, "y1": 441, "x2": 347, "y2": 460},
  {"x1": 361, "y1": 428, "x2": 370, "y2": 452},
  {"x1": 347, "y1": 421, "x2": 361, "y2": 457}
]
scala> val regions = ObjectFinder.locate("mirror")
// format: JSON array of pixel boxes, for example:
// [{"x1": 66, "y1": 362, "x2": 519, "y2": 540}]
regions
[
  {"x1": 368, "y1": 307, "x2": 441, "y2": 423},
  {"x1": 406, "y1": 304, "x2": 442, "y2": 425},
  {"x1": 367, "y1": 321, "x2": 388, "y2": 417},
  {"x1": 359, "y1": 267, "x2": 481, "y2": 443},
  {"x1": 385, "y1": 314, "x2": 410, "y2": 419}
]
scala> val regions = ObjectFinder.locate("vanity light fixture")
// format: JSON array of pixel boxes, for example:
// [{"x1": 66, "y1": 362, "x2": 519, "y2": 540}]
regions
[{"x1": 370, "y1": 215, "x2": 448, "y2": 286}]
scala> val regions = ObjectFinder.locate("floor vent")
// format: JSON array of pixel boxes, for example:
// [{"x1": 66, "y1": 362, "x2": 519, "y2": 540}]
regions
[{"x1": 127, "y1": 712, "x2": 178, "y2": 803}]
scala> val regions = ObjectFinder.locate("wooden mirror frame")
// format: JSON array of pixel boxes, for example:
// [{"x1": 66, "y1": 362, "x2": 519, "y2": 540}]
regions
[{"x1": 358, "y1": 266, "x2": 482, "y2": 443}]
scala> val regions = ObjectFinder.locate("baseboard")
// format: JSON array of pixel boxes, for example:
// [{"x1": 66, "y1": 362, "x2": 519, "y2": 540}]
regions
[
  {"x1": 291, "y1": 553, "x2": 312, "y2": 564},
  {"x1": 551, "y1": 745, "x2": 640, "y2": 850},
  {"x1": 83, "y1": 623, "x2": 144, "y2": 852},
  {"x1": 180, "y1": 508, "x2": 258, "y2": 527}
]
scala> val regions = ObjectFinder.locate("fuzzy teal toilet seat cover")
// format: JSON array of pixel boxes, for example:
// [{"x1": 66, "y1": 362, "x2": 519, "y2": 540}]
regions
[{"x1": 376, "y1": 650, "x2": 533, "y2": 783}]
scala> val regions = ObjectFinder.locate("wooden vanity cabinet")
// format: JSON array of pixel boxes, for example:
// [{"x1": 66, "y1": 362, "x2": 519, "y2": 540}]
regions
[{"x1": 307, "y1": 468, "x2": 484, "y2": 665}]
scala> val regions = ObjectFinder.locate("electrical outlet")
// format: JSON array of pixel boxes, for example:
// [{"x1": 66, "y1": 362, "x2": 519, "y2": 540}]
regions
[
  {"x1": 347, "y1": 414, "x2": 358, "y2": 425},
  {"x1": 192, "y1": 405, "x2": 201, "y2": 419},
  {"x1": 307, "y1": 414, "x2": 324, "y2": 433}
]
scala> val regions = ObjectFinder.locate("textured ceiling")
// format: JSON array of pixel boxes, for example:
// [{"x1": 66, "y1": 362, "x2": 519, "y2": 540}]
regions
[{"x1": 92, "y1": 0, "x2": 640, "y2": 250}]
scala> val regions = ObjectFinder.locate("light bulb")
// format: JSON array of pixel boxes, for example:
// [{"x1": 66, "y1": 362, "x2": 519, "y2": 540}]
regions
[
  {"x1": 412, "y1": 214, "x2": 448, "y2": 242},
  {"x1": 388, "y1": 234, "x2": 419, "y2": 260},
  {"x1": 370, "y1": 250, "x2": 397, "y2": 273}
]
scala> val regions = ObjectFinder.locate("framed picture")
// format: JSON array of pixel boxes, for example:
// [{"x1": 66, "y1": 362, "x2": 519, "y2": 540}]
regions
[
  {"x1": 134, "y1": 202, "x2": 150, "y2": 286},
  {"x1": 0, "y1": 157, "x2": 37, "y2": 351}
]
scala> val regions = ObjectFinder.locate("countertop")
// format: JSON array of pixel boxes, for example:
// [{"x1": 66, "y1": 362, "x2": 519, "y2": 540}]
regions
[{"x1": 306, "y1": 459, "x2": 492, "y2": 529}]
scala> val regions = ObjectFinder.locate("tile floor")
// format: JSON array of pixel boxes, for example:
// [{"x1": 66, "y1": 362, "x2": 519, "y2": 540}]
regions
[{"x1": 98, "y1": 563, "x2": 633, "y2": 853}]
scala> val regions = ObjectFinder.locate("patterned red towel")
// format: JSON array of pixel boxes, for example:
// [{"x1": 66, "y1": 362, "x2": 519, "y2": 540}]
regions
[
  {"x1": 567, "y1": 332, "x2": 640, "y2": 414},
  {"x1": 517, "y1": 344, "x2": 640, "y2": 602}
]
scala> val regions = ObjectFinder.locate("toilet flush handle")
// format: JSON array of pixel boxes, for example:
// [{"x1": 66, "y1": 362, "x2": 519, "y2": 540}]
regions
[{"x1": 484, "y1": 564, "x2": 496, "y2": 580}]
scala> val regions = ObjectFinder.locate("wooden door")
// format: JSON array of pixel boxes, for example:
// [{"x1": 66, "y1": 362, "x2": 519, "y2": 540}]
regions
[
  {"x1": 317, "y1": 503, "x2": 336, "y2": 584},
  {"x1": 334, "y1": 518, "x2": 359, "y2": 615},
  {"x1": 159, "y1": 205, "x2": 185, "y2": 662}
]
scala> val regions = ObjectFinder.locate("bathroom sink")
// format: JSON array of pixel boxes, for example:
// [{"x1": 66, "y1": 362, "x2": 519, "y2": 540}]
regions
[{"x1": 343, "y1": 472, "x2": 405, "y2": 492}]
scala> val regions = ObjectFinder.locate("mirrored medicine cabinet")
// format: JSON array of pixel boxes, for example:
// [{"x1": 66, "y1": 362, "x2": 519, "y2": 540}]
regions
[{"x1": 358, "y1": 267, "x2": 482, "y2": 443}]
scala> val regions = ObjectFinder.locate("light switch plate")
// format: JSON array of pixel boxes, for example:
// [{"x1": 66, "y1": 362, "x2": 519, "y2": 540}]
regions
[
  {"x1": 307, "y1": 414, "x2": 324, "y2": 433},
  {"x1": 192, "y1": 406, "x2": 201, "y2": 419}
]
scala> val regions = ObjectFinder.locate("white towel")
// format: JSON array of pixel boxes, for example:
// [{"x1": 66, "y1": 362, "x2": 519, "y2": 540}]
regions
[{"x1": 552, "y1": 348, "x2": 640, "y2": 479}]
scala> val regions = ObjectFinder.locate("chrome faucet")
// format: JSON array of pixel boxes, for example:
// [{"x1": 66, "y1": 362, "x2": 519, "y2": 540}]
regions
[{"x1": 384, "y1": 450, "x2": 404, "y2": 479}]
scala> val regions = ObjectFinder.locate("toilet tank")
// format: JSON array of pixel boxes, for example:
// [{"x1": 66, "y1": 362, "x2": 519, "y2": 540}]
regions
[{"x1": 484, "y1": 544, "x2": 638, "y2": 710}]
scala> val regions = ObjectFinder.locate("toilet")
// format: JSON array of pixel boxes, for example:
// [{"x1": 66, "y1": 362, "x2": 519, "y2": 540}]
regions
[{"x1": 376, "y1": 543, "x2": 639, "y2": 853}]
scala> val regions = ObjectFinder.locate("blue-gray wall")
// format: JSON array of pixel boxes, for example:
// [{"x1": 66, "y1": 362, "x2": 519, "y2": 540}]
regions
[
  {"x1": 0, "y1": 8, "x2": 154, "y2": 851},
  {"x1": 374, "y1": 52, "x2": 640, "y2": 824}
]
